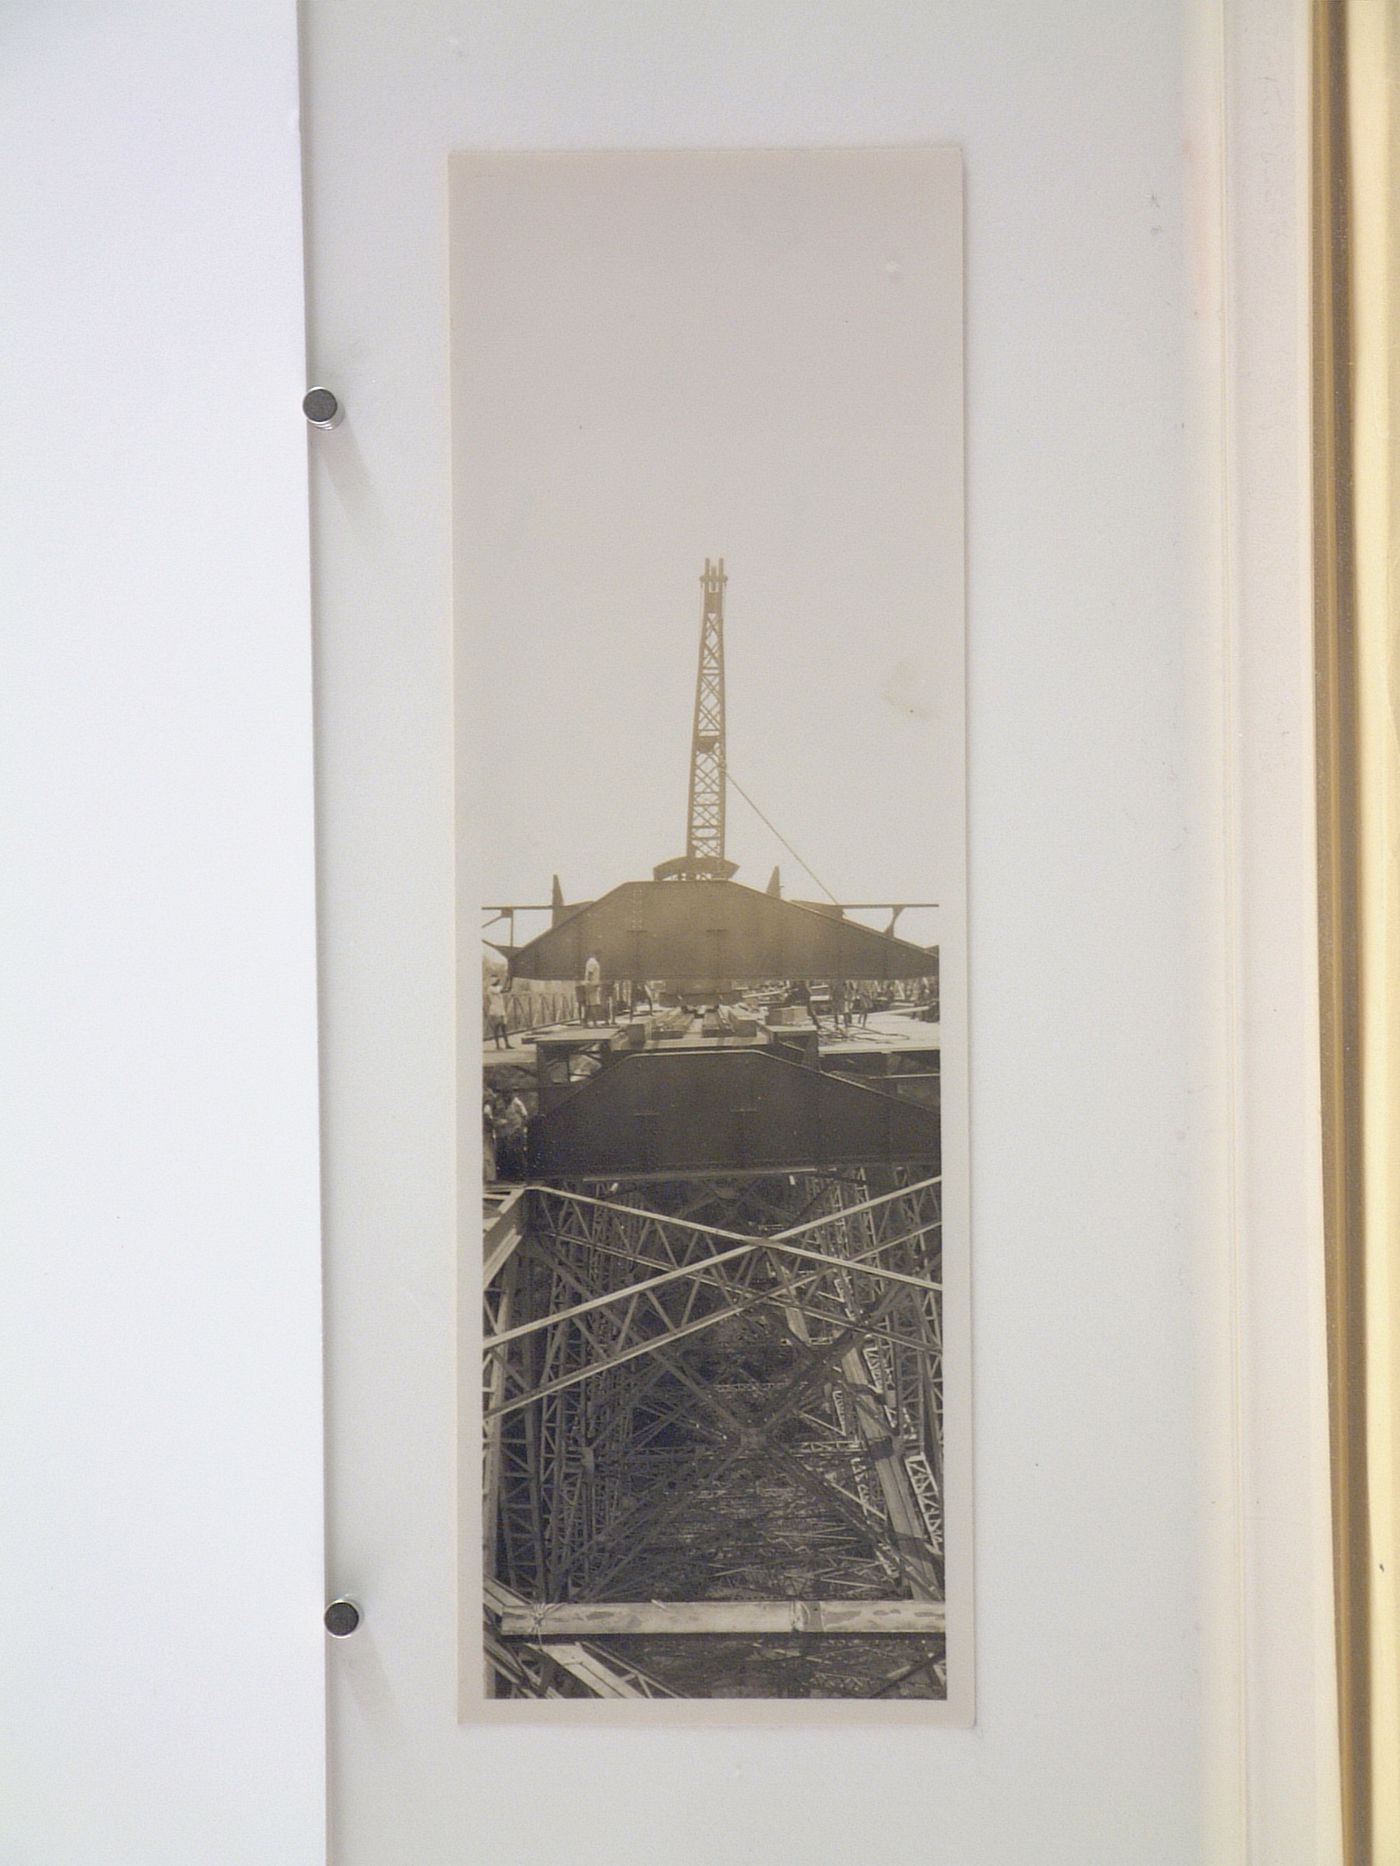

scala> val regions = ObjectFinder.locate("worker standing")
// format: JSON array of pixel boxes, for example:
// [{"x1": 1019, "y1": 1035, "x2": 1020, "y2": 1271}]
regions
[
  {"x1": 493, "y1": 1089, "x2": 530, "y2": 1181},
  {"x1": 829, "y1": 978, "x2": 848, "y2": 1031},
  {"x1": 482, "y1": 1094, "x2": 498, "y2": 1181},
  {"x1": 583, "y1": 953, "x2": 602, "y2": 1027},
  {"x1": 486, "y1": 979, "x2": 511, "y2": 1049}
]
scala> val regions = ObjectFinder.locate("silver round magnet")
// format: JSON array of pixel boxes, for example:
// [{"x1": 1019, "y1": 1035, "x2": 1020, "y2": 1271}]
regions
[
  {"x1": 303, "y1": 386, "x2": 344, "y2": 430},
  {"x1": 324, "y1": 1597, "x2": 361, "y2": 1637}
]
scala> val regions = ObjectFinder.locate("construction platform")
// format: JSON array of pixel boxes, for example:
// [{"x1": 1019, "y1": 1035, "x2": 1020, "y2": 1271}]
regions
[{"x1": 482, "y1": 1007, "x2": 940, "y2": 1080}]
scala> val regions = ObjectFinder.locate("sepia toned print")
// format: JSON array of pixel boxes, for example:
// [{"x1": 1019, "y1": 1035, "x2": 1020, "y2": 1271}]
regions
[{"x1": 456, "y1": 148, "x2": 969, "y2": 1708}]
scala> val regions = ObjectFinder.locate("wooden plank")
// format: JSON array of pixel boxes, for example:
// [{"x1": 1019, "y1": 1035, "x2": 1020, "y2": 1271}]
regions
[
  {"x1": 485, "y1": 1580, "x2": 678, "y2": 1698},
  {"x1": 497, "y1": 1600, "x2": 946, "y2": 1637},
  {"x1": 534, "y1": 1642, "x2": 639, "y2": 1697}
]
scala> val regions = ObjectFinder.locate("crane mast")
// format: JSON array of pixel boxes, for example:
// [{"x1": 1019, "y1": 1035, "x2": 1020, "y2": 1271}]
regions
[
  {"x1": 654, "y1": 557, "x2": 738, "y2": 882},
  {"x1": 686, "y1": 558, "x2": 727, "y2": 870}
]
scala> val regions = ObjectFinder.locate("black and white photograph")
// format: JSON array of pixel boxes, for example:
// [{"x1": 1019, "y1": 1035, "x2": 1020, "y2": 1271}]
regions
[{"x1": 456, "y1": 147, "x2": 970, "y2": 1709}]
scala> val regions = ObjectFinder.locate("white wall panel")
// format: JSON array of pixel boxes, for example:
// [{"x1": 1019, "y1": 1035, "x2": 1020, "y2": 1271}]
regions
[{"x1": 1, "y1": 6, "x2": 324, "y2": 1862}]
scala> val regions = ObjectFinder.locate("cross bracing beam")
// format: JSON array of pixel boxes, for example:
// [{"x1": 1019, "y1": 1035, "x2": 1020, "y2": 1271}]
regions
[
  {"x1": 483, "y1": 1179, "x2": 942, "y2": 1418},
  {"x1": 484, "y1": 1301, "x2": 750, "y2": 1422},
  {"x1": 484, "y1": 1225, "x2": 937, "y2": 1355},
  {"x1": 761, "y1": 1237, "x2": 940, "y2": 1294},
  {"x1": 481, "y1": 1171, "x2": 944, "y2": 1418},
  {"x1": 571, "y1": 1198, "x2": 941, "y2": 1326},
  {"x1": 483, "y1": 1237, "x2": 758, "y2": 1351},
  {"x1": 483, "y1": 1239, "x2": 940, "y2": 1421},
  {"x1": 523, "y1": 1227, "x2": 935, "y2": 1348},
  {"x1": 484, "y1": 1178, "x2": 940, "y2": 1337},
  {"x1": 498, "y1": 1174, "x2": 941, "y2": 1244}
]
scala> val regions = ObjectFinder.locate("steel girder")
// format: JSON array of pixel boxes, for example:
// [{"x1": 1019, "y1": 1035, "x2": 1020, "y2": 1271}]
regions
[{"x1": 527, "y1": 1043, "x2": 939, "y2": 1179}]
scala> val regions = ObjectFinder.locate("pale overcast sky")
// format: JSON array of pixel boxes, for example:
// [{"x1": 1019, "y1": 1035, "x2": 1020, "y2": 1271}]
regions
[{"x1": 452, "y1": 148, "x2": 963, "y2": 948}]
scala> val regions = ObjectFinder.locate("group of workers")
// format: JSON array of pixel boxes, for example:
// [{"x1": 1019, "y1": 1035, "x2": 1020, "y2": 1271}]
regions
[
  {"x1": 782, "y1": 979, "x2": 884, "y2": 1029},
  {"x1": 484, "y1": 1084, "x2": 530, "y2": 1181},
  {"x1": 579, "y1": 957, "x2": 655, "y2": 1026},
  {"x1": 484, "y1": 961, "x2": 654, "y2": 1047}
]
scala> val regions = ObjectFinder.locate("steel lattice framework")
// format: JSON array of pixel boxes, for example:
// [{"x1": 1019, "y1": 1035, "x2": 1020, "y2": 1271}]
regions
[
  {"x1": 477, "y1": 552, "x2": 947, "y2": 1698},
  {"x1": 483, "y1": 1167, "x2": 944, "y2": 1698},
  {"x1": 685, "y1": 558, "x2": 726, "y2": 874}
]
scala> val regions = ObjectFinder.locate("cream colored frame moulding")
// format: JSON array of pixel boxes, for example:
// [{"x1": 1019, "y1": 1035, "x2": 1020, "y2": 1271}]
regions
[
  {"x1": 1346, "y1": 0, "x2": 1400, "y2": 1845},
  {"x1": 1314, "y1": 0, "x2": 1400, "y2": 1857}
]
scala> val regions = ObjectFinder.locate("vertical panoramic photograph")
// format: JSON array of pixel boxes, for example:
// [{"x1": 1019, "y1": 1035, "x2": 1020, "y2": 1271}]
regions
[{"x1": 455, "y1": 148, "x2": 968, "y2": 1706}]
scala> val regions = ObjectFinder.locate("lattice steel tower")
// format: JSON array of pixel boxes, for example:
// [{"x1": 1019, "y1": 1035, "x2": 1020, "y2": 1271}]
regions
[
  {"x1": 654, "y1": 558, "x2": 736, "y2": 883},
  {"x1": 686, "y1": 558, "x2": 727, "y2": 871}
]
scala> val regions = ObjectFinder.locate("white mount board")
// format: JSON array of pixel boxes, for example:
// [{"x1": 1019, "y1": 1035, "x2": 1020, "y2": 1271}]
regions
[{"x1": 303, "y1": 2, "x2": 1337, "y2": 1862}]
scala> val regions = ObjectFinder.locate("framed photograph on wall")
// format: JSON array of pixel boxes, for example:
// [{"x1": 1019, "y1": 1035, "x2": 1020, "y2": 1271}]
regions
[{"x1": 455, "y1": 147, "x2": 971, "y2": 1717}]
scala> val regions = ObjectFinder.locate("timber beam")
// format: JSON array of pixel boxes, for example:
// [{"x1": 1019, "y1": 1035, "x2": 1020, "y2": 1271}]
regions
[{"x1": 498, "y1": 1600, "x2": 946, "y2": 1637}]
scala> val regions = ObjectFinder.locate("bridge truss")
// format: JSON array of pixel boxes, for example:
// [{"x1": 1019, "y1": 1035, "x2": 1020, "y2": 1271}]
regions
[{"x1": 482, "y1": 1166, "x2": 944, "y2": 1699}]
